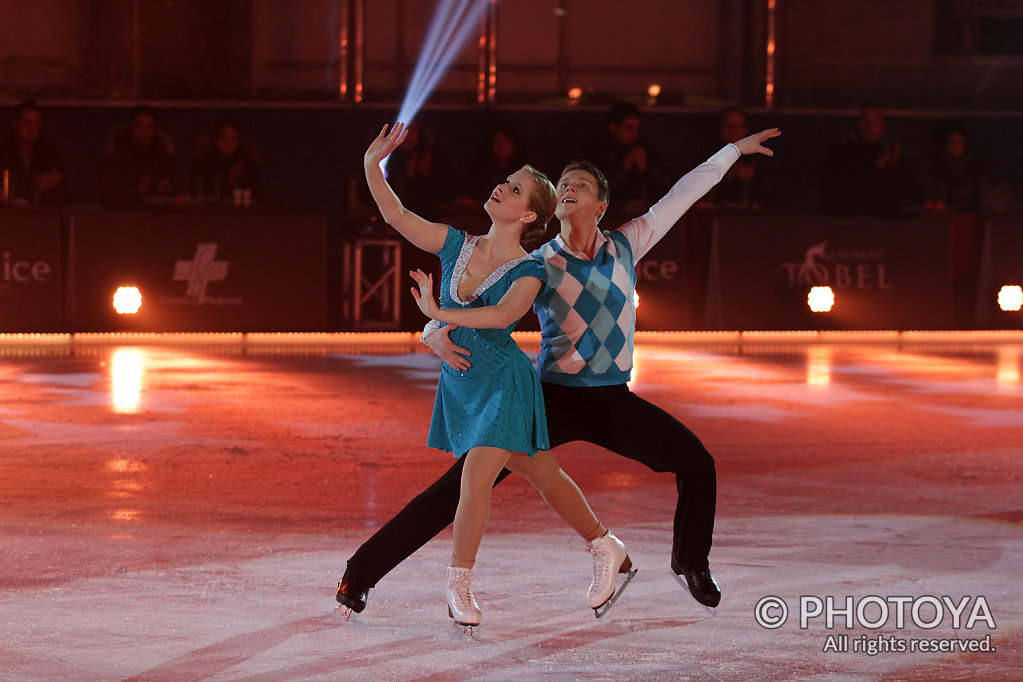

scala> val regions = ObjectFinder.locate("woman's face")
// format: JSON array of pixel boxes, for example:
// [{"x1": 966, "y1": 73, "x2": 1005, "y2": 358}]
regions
[
  {"x1": 216, "y1": 126, "x2": 240, "y2": 157},
  {"x1": 484, "y1": 167, "x2": 538, "y2": 225}
]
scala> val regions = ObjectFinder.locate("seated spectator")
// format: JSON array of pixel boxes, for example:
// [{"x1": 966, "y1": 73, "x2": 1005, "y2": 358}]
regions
[
  {"x1": 821, "y1": 106, "x2": 915, "y2": 216},
  {"x1": 385, "y1": 121, "x2": 455, "y2": 220},
  {"x1": 99, "y1": 105, "x2": 177, "y2": 210},
  {"x1": 190, "y1": 119, "x2": 260, "y2": 203},
  {"x1": 462, "y1": 123, "x2": 527, "y2": 204},
  {"x1": 919, "y1": 122, "x2": 986, "y2": 212},
  {"x1": 704, "y1": 106, "x2": 780, "y2": 208},
  {"x1": 579, "y1": 100, "x2": 670, "y2": 223},
  {"x1": 0, "y1": 99, "x2": 69, "y2": 206}
]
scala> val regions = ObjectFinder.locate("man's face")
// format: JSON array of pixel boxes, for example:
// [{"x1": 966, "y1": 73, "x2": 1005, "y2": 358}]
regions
[
  {"x1": 216, "y1": 126, "x2": 240, "y2": 157},
  {"x1": 555, "y1": 169, "x2": 606, "y2": 223},
  {"x1": 945, "y1": 132, "x2": 966, "y2": 160},
  {"x1": 13, "y1": 109, "x2": 42, "y2": 146},
  {"x1": 719, "y1": 111, "x2": 748, "y2": 144},
  {"x1": 609, "y1": 117, "x2": 640, "y2": 147},
  {"x1": 131, "y1": 113, "x2": 157, "y2": 148},
  {"x1": 857, "y1": 109, "x2": 886, "y2": 144},
  {"x1": 491, "y1": 131, "x2": 515, "y2": 164}
]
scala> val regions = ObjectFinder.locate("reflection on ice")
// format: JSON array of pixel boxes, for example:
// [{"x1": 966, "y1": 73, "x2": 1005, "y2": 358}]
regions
[
  {"x1": 805, "y1": 346, "x2": 832, "y2": 387},
  {"x1": 107, "y1": 459, "x2": 146, "y2": 474},
  {"x1": 111, "y1": 348, "x2": 146, "y2": 413},
  {"x1": 109, "y1": 509, "x2": 141, "y2": 522},
  {"x1": 997, "y1": 346, "x2": 1020, "y2": 388}
]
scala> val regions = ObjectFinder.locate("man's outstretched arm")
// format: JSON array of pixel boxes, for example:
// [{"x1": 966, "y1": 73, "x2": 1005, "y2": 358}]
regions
[{"x1": 619, "y1": 128, "x2": 781, "y2": 261}]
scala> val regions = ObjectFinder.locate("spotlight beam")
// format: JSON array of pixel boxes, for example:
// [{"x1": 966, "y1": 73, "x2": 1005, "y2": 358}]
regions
[
  {"x1": 397, "y1": 0, "x2": 488, "y2": 122},
  {"x1": 387, "y1": 0, "x2": 490, "y2": 162},
  {"x1": 414, "y1": 0, "x2": 487, "y2": 100},
  {"x1": 402, "y1": 0, "x2": 469, "y2": 106}
]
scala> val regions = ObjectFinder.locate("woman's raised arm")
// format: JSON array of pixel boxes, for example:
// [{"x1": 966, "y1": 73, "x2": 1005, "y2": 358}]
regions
[{"x1": 364, "y1": 123, "x2": 449, "y2": 254}]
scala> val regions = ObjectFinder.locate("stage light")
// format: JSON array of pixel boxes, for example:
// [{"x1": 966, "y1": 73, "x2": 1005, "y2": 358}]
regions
[
  {"x1": 568, "y1": 87, "x2": 583, "y2": 101},
  {"x1": 807, "y1": 286, "x2": 834, "y2": 313},
  {"x1": 387, "y1": 0, "x2": 490, "y2": 170},
  {"x1": 646, "y1": 84, "x2": 661, "y2": 106},
  {"x1": 633, "y1": 291, "x2": 640, "y2": 309},
  {"x1": 997, "y1": 285, "x2": 1022, "y2": 312},
  {"x1": 113, "y1": 286, "x2": 142, "y2": 315}
]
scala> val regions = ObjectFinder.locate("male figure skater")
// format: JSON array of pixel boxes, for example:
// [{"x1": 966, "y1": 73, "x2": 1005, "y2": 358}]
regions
[{"x1": 337, "y1": 127, "x2": 781, "y2": 614}]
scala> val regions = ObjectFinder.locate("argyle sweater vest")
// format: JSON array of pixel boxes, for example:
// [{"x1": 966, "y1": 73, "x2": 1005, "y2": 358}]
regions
[{"x1": 532, "y1": 230, "x2": 636, "y2": 387}]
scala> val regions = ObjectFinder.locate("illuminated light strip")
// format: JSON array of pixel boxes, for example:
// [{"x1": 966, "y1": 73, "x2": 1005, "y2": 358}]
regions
[
  {"x1": 246, "y1": 332, "x2": 419, "y2": 345},
  {"x1": 0, "y1": 333, "x2": 72, "y2": 345},
  {"x1": 389, "y1": 0, "x2": 490, "y2": 144},
  {"x1": 3, "y1": 330, "x2": 1023, "y2": 347},
  {"x1": 765, "y1": 0, "x2": 776, "y2": 108}
]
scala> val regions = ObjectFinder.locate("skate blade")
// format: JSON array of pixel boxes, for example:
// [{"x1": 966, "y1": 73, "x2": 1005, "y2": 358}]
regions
[
  {"x1": 336, "y1": 605, "x2": 353, "y2": 620},
  {"x1": 449, "y1": 620, "x2": 483, "y2": 641},
  {"x1": 593, "y1": 568, "x2": 638, "y2": 619},
  {"x1": 671, "y1": 571, "x2": 716, "y2": 616},
  {"x1": 447, "y1": 605, "x2": 481, "y2": 636}
]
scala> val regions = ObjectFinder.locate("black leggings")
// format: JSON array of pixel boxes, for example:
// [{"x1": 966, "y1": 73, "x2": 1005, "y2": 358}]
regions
[{"x1": 345, "y1": 382, "x2": 716, "y2": 586}]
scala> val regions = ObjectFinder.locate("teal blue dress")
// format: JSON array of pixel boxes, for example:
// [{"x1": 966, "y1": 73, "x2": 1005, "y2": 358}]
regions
[{"x1": 427, "y1": 226, "x2": 550, "y2": 458}]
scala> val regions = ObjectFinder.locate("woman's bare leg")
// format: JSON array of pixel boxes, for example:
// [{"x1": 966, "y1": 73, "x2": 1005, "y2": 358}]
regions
[
  {"x1": 504, "y1": 451, "x2": 606, "y2": 541},
  {"x1": 451, "y1": 446, "x2": 512, "y2": 568}
]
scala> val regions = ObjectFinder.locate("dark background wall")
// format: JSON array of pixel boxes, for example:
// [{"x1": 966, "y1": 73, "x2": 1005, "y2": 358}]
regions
[{"x1": 2, "y1": 0, "x2": 1022, "y2": 108}]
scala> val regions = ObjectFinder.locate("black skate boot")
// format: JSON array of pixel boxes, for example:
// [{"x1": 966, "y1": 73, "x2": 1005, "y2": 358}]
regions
[
  {"x1": 336, "y1": 571, "x2": 370, "y2": 616},
  {"x1": 670, "y1": 556, "x2": 720, "y2": 611}
]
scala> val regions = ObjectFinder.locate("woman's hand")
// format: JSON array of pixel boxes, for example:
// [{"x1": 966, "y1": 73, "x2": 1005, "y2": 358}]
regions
[
  {"x1": 409, "y1": 269, "x2": 440, "y2": 318},
  {"x1": 365, "y1": 123, "x2": 408, "y2": 168},
  {"x1": 733, "y1": 128, "x2": 781, "y2": 156}
]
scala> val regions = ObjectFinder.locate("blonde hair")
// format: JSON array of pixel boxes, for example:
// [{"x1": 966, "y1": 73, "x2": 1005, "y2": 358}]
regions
[{"x1": 521, "y1": 164, "x2": 556, "y2": 243}]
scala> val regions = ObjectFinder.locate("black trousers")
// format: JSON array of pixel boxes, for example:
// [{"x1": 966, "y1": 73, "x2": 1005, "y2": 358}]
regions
[{"x1": 345, "y1": 381, "x2": 717, "y2": 587}]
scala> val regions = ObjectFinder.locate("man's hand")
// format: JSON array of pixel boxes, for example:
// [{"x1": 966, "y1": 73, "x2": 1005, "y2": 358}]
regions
[
  {"x1": 624, "y1": 145, "x2": 648, "y2": 172},
  {"x1": 423, "y1": 323, "x2": 472, "y2": 371},
  {"x1": 33, "y1": 169, "x2": 62, "y2": 192},
  {"x1": 733, "y1": 128, "x2": 781, "y2": 156}
]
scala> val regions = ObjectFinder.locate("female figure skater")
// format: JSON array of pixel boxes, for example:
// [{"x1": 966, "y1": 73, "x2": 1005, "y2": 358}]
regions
[{"x1": 363, "y1": 123, "x2": 633, "y2": 628}]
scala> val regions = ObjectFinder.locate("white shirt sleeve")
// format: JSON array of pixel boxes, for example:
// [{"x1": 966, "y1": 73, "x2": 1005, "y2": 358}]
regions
[
  {"x1": 420, "y1": 319, "x2": 443, "y2": 343},
  {"x1": 617, "y1": 144, "x2": 741, "y2": 262}
]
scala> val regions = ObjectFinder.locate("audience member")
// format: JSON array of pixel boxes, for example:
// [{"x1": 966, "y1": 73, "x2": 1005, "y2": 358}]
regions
[
  {"x1": 385, "y1": 121, "x2": 455, "y2": 220},
  {"x1": 579, "y1": 101, "x2": 670, "y2": 223},
  {"x1": 919, "y1": 122, "x2": 987, "y2": 212},
  {"x1": 0, "y1": 100, "x2": 69, "y2": 206},
  {"x1": 704, "y1": 106, "x2": 780, "y2": 208},
  {"x1": 821, "y1": 106, "x2": 916, "y2": 216},
  {"x1": 190, "y1": 119, "x2": 260, "y2": 203},
  {"x1": 462, "y1": 123, "x2": 527, "y2": 204},
  {"x1": 99, "y1": 105, "x2": 177, "y2": 210}
]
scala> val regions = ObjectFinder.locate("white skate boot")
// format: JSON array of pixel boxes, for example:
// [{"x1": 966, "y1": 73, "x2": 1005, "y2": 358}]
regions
[
  {"x1": 446, "y1": 566, "x2": 482, "y2": 628},
  {"x1": 587, "y1": 531, "x2": 637, "y2": 618}
]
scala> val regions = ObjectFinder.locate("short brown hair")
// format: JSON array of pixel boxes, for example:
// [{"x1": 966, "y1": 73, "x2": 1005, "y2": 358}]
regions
[{"x1": 521, "y1": 164, "x2": 556, "y2": 243}]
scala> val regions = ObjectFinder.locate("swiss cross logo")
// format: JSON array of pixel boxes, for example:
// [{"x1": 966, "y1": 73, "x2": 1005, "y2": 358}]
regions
[{"x1": 173, "y1": 243, "x2": 229, "y2": 302}]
